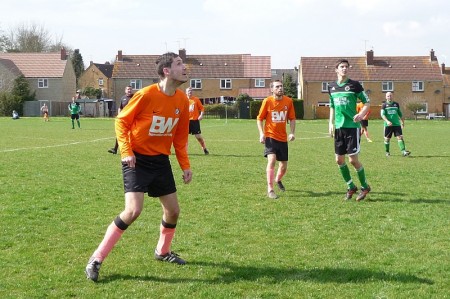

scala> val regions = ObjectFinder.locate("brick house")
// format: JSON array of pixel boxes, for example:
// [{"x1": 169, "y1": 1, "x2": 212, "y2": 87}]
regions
[
  {"x1": 111, "y1": 49, "x2": 271, "y2": 110},
  {"x1": 78, "y1": 61, "x2": 114, "y2": 98},
  {"x1": 299, "y1": 49, "x2": 444, "y2": 119},
  {"x1": 0, "y1": 48, "x2": 76, "y2": 116}
]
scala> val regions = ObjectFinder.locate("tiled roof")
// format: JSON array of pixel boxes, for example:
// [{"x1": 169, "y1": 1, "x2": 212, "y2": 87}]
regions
[
  {"x1": 113, "y1": 53, "x2": 271, "y2": 79},
  {"x1": 94, "y1": 63, "x2": 114, "y2": 78},
  {"x1": 0, "y1": 52, "x2": 68, "y2": 78},
  {"x1": 239, "y1": 87, "x2": 270, "y2": 98},
  {"x1": 0, "y1": 58, "x2": 22, "y2": 76},
  {"x1": 301, "y1": 56, "x2": 442, "y2": 82}
]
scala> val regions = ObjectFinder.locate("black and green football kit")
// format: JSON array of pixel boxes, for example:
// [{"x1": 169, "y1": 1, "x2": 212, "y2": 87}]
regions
[
  {"x1": 328, "y1": 78, "x2": 370, "y2": 192},
  {"x1": 68, "y1": 102, "x2": 81, "y2": 129},
  {"x1": 381, "y1": 100, "x2": 409, "y2": 155}
]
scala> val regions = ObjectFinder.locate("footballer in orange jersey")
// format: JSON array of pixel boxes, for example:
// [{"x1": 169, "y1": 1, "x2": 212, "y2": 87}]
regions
[
  {"x1": 257, "y1": 80, "x2": 296, "y2": 199},
  {"x1": 186, "y1": 87, "x2": 209, "y2": 154},
  {"x1": 86, "y1": 52, "x2": 192, "y2": 282}
]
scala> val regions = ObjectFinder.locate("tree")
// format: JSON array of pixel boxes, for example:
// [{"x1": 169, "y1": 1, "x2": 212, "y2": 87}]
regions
[
  {"x1": 83, "y1": 87, "x2": 102, "y2": 99},
  {"x1": 71, "y1": 49, "x2": 85, "y2": 85},
  {"x1": 0, "y1": 76, "x2": 34, "y2": 115},
  {"x1": 12, "y1": 75, "x2": 35, "y2": 102},
  {"x1": 282, "y1": 73, "x2": 298, "y2": 99},
  {"x1": 403, "y1": 95, "x2": 426, "y2": 120},
  {"x1": 4, "y1": 22, "x2": 69, "y2": 53}
]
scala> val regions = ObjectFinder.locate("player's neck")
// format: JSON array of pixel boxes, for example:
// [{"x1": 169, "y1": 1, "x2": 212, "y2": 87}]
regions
[
  {"x1": 158, "y1": 79, "x2": 178, "y2": 96},
  {"x1": 337, "y1": 75, "x2": 348, "y2": 84}
]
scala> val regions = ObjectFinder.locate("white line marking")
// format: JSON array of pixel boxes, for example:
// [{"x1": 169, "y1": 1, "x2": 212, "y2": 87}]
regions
[{"x1": 1, "y1": 137, "x2": 113, "y2": 153}]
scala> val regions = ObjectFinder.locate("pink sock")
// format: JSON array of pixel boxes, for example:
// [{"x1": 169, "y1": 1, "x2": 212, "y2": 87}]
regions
[
  {"x1": 92, "y1": 222, "x2": 124, "y2": 262},
  {"x1": 156, "y1": 225, "x2": 175, "y2": 255}
]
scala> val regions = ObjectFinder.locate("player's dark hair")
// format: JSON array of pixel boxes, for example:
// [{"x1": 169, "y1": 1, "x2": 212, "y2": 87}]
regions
[
  {"x1": 155, "y1": 52, "x2": 179, "y2": 78},
  {"x1": 335, "y1": 59, "x2": 350, "y2": 69}
]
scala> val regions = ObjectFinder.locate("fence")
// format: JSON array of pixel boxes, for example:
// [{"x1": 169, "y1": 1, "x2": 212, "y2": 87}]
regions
[{"x1": 23, "y1": 99, "x2": 115, "y2": 117}]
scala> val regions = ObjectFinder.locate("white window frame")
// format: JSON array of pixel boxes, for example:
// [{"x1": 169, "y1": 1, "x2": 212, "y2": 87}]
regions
[
  {"x1": 382, "y1": 81, "x2": 394, "y2": 92},
  {"x1": 98, "y1": 78, "x2": 104, "y2": 86},
  {"x1": 220, "y1": 79, "x2": 232, "y2": 89},
  {"x1": 412, "y1": 81, "x2": 424, "y2": 92},
  {"x1": 417, "y1": 102, "x2": 428, "y2": 114},
  {"x1": 255, "y1": 79, "x2": 265, "y2": 88},
  {"x1": 130, "y1": 79, "x2": 142, "y2": 90},
  {"x1": 190, "y1": 79, "x2": 202, "y2": 89},
  {"x1": 321, "y1": 82, "x2": 329, "y2": 92},
  {"x1": 38, "y1": 78, "x2": 48, "y2": 88},
  {"x1": 317, "y1": 102, "x2": 330, "y2": 107}
]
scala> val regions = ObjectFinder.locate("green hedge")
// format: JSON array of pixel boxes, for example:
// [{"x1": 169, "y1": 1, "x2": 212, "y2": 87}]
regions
[{"x1": 250, "y1": 99, "x2": 304, "y2": 119}]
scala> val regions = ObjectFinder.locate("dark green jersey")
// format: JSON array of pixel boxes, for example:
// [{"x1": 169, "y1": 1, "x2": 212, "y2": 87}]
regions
[
  {"x1": 381, "y1": 100, "x2": 403, "y2": 126},
  {"x1": 68, "y1": 102, "x2": 81, "y2": 114},
  {"x1": 328, "y1": 78, "x2": 370, "y2": 129}
]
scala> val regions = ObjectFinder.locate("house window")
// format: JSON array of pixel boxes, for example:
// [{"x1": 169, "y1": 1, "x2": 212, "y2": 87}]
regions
[
  {"x1": 190, "y1": 79, "x2": 202, "y2": 89},
  {"x1": 417, "y1": 102, "x2": 428, "y2": 114},
  {"x1": 220, "y1": 79, "x2": 232, "y2": 89},
  {"x1": 38, "y1": 78, "x2": 48, "y2": 88},
  {"x1": 255, "y1": 79, "x2": 265, "y2": 88},
  {"x1": 412, "y1": 81, "x2": 424, "y2": 92},
  {"x1": 130, "y1": 79, "x2": 142, "y2": 90},
  {"x1": 317, "y1": 102, "x2": 330, "y2": 107},
  {"x1": 382, "y1": 81, "x2": 394, "y2": 92},
  {"x1": 98, "y1": 78, "x2": 104, "y2": 86},
  {"x1": 321, "y1": 82, "x2": 329, "y2": 92}
]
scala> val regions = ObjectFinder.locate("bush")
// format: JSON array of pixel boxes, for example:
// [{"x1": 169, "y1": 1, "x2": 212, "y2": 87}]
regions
[{"x1": 0, "y1": 92, "x2": 22, "y2": 116}]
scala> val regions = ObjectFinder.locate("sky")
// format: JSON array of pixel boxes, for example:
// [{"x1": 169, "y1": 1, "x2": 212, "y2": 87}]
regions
[{"x1": 1, "y1": 0, "x2": 450, "y2": 69}]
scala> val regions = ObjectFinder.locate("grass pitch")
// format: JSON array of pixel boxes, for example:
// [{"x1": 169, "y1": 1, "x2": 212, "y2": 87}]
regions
[{"x1": 0, "y1": 117, "x2": 448, "y2": 298}]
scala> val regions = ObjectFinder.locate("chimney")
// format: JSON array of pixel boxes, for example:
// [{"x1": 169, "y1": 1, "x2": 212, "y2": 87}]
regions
[
  {"x1": 430, "y1": 49, "x2": 437, "y2": 61},
  {"x1": 117, "y1": 50, "x2": 123, "y2": 62},
  {"x1": 90, "y1": 61, "x2": 93, "y2": 66},
  {"x1": 442, "y1": 63, "x2": 446, "y2": 74},
  {"x1": 60, "y1": 47, "x2": 67, "y2": 60},
  {"x1": 179, "y1": 48, "x2": 186, "y2": 62},
  {"x1": 366, "y1": 50, "x2": 374, "y2": 65}
]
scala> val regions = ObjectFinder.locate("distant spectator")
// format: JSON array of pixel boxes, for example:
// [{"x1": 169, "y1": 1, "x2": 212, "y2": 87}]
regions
[{"x1": 12, "y1": 110, "x2": 19, "y2": 120}]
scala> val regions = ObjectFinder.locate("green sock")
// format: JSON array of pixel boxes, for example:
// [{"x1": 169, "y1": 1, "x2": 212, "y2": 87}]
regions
[
  {"x1": 384, "y1": 141, "x2": 390, "y2": 153},
  {"x1": 77, "y1": 120, "x2": 81, "y2": 128},
  {"x1": 339, "y1": 164, "x2": 356, "y2": 189},
  {"x1": 398, "y1": 140, "x2": 405, "y2": 151},
  {"x1": 356, "y1": 166, "x2": 369, "y2": 189},
  {"x1": 71, "y1": 120, "x2": 75, "y2": 128}
]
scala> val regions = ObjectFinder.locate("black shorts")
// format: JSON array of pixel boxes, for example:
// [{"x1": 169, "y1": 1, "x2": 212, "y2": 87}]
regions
[
  {"x1": 264, "y1": 137, "x2": 288, "y2": 161},
  {"x1": 71, "y1": 113, "x2": 80, "y2": 120},
  {"x1": 334, "y1": 127, "x2": 360, "y2": 156},
  {"x1": 122, "y1": 153, "x2": 176, "y2": 197},
  {"x1": 189, "y1": 120, "x2": 201, "y2": 135},
  {"x1": 360, "y1": 120, "x2": 369, "y2": 127},
  {"x1": 384, "y1": 126, "x2": 403, "y2": 138}
]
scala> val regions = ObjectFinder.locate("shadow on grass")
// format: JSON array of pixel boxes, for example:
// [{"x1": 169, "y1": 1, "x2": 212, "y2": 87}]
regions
[
  {"x1": 287, "y1": 189, "x2": 448, "y2": 204},
  {"x1": 99, "y1": 262, "x2": 433, "y2": 285}
]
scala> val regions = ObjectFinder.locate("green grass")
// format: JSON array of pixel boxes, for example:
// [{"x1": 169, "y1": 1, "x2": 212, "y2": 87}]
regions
[{"x1": 0, "y1": 117, "x2": 449, "y2": 299}]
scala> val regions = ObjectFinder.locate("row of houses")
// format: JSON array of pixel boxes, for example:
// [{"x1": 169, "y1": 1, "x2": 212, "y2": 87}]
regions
[{"x1": 1, "y1": 48, "x2": 449, "y2": 119}]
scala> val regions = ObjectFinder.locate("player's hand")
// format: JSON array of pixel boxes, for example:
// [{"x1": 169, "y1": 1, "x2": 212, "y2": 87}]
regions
[
  {"x1": 182, "y1": 169, "x2": 193, "y2": 184},
  {"x1": 353, "y1": 113, "x2": 362, "y2": 122},
  {"x1": 259, "y1": 134, "x2": 265, "y2": 144},
  {"x1": 122, "y1": 155, "x2": 136, "y2": 168},
  {"x1": 288, "y1": 133, "x2": 295, "y2": 141},
  {"x1": 329, "y1": 123, "x2": 335, "y2": 138}
]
